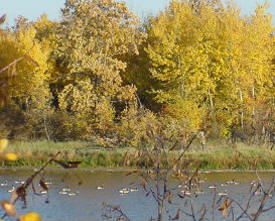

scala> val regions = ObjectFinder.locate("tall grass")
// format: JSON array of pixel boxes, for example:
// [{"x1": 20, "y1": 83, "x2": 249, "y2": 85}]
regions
[{"x1": 3, "y1": 140, "x2": 275, "y2": 170}]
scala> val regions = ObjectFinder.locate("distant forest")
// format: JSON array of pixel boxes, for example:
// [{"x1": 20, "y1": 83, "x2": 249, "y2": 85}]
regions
[{"x1": 0, "y1": 0, "x2": 274, "y2": 147}]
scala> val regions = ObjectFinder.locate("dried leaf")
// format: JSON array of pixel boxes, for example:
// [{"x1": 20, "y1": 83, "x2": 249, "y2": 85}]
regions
[
  {"x1": 140, "y1": 180, "x2": 146, "y2": 191},
  {"x1": 0, "y1": 14, "x2": 6, "y2": 25},
  {"x1": 219, "y1": 198, "x2": 232, "y2": 218},
  {"x1": 39, "y1": 180, "x2": 48, "y2": 191},
  {"x1": 172, "y1": 208, "x2": 180, "y2": 220}
]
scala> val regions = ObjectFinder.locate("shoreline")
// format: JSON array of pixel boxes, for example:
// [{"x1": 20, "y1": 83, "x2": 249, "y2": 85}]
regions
[
  {"x1": 3, "y1": 140, "x2": 275, "y2": 170},
  {"x1": 0, "y1": 167, "x2": 275, "y2": 173}
]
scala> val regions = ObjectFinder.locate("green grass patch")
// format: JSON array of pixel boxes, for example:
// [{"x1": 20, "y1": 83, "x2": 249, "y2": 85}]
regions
[{"x1": 3, "y1": 140, "x2": 275, "y2": 170}]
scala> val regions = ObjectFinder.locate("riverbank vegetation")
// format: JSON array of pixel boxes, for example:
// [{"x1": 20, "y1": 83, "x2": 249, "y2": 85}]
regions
[
  {"x1": 0, "y1": 140, "x2": 273, "y2": 170},
  {"x1": 0, "y1": 0, "x2": 274, "y2": 168}
]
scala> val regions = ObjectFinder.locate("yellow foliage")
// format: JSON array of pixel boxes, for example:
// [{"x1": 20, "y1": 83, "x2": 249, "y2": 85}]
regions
[
  {"x1": 0, "y1": 139, "x2": 18, "y2": 161},
  {"x1": 0, "y1": 19, "x2": 52, "y2": 110},
  {"x1": 142, "y1": 0, "x2": 274, "y2": 136},
  {"x1": 19, "y1": 212, "x2": 42, "y2": 221},
  {"x1": 2, "y1": 153, "x2": 18, "y2": 161},
  {"x1": 0, "y1": 139, "x2": 8, "y2": 153}
]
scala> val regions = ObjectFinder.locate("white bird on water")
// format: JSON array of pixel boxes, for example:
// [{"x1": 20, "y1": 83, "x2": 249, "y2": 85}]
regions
[
  {"x1": 119, "y1": 188, "x2": 130, "y2": 194},
  {"x1": 8, "y1": 185, "x2": 15, "y2": 193},
  {"x1": 208, "y1": 185, "x2": 216, "y2": 189},
  {"x1": 58, "y1": 191, "x2": 67, "y2": 195},
  {"x1": 0, "y1": 180, "x2": 8, "y2": 186}
]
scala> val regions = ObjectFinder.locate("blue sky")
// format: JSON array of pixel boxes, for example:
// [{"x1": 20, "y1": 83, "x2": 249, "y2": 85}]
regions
[{"x1": 1, "y1": 0, "x2": 274, "y2": 26}]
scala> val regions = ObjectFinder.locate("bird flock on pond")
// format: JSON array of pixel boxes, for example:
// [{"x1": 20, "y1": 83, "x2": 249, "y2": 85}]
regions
[{"x1": 0, "y1": 178, "x2": 271, "y2": 198}]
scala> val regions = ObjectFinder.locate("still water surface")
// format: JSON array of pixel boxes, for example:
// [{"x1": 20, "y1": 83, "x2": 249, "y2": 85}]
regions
[{"x1": 0, "y1": 169, "x2": 274, "y2": 221}]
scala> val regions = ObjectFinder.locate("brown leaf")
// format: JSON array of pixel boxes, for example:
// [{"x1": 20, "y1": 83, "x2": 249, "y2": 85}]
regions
[
  {"x1": 39, "y1": 180, "x2": 48, "y2": 191},
  {"x1": 0, "y1": 14, "x2": 6, "y2": 25},
  {"x1": 172, "y1": 208, "x2": 180, "y2": 220},
  {"x1": 140, "y1": 180, "x2": 146, "y2": 191},
  {"x1": 166, "y1": 191, "x2": 172, "y2": 204},
  {"x1": 219, "y1": 198, "x2": 232, "y2": 218}
]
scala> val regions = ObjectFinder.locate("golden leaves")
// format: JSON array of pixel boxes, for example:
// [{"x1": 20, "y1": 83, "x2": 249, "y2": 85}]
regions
[
  {"x1": 143, "y1": 0, "x2": 274, "y2": 136},
  {"x1": 0, "y1": 139, "x2": 18, "y2": 161},
  {"x1": 0, "y1": 139, "x2": 8, "y2": 153},
  {"x1": 2, "y1": 153, "x2": 18, "y2": 161},
  {"x1": 18, "y1": 212, "x2": 42, "y2": 221}
]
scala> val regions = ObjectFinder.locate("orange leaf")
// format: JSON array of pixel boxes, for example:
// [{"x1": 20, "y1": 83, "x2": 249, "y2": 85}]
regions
[{"x1": 0, "y1": 201, "x2": 16, "y2": 216}]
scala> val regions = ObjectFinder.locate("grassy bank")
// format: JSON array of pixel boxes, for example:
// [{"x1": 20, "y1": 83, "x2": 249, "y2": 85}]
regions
[{"x1": 2, "y1": 140, "x2": 275, "y2": 170}]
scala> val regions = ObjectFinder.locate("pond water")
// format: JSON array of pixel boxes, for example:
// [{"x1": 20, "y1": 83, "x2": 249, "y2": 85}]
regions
[{"x1": 0, "y1": 169, "x2": 274, "y2": 221}]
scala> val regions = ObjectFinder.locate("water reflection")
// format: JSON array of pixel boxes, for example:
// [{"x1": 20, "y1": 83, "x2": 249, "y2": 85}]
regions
[{"x1": 0, "y1": 169, "x2": 273, "y2": 221}]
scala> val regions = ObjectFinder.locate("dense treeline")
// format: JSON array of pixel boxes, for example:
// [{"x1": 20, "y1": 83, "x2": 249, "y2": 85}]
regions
[{"x1": 0, "y1": 0, "x2": 274, "y2": 147}]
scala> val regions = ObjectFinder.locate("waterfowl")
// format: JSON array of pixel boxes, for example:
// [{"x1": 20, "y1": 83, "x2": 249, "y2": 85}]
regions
[
  {"x1": 68, "y1": 192, "x2": 77, "y2": 196},
  {"x1": 15, "y1": 181, "x2": 25, "y2": 185},
  {"x1": 8, "y1": 185, "x2": 15, "y2": 193},
  {"x1": 0, "y1": 180, "x2": 8, "y2": 186},
  {"x1": 130, "y1": 188, "x2": 138, "y2": 192},
  {"x1": 218, "y1": 192, "x2": 228, "y2": 196},
  {"x1": 40, "y1": 190, "x2": 48, "y2": 195},
  {"x1": 97, "y1": 186, "x2": 104, "y2": 190},
  {"x1": 225, "y1": 179, "x2": 238, "y2": 185},
  {"x1": 62, "y1": 188, "x2": 71, "y2": 192},
  {"x1": 119, "y1": 188, "x2": 129, "y2": 194},
  {"x1": 180, "y1": 190, "x2": 191, "y2": 196},
  {"x1": 208, "y1": 185, "x2": 216, "y2": 189},
  {"x1": 194, "y1": 190, "x2": 204, "y2": 195},
  {"x1": 58, "y1": 191, "x2": 68, "y2": 195}
]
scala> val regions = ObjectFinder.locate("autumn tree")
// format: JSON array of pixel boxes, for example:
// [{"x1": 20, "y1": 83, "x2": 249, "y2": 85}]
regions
[
  {"x1": 131, "y1": 0, "x2": 274, "y2": 139},
  {"x1": 52, "y1": 0, "x2": 144, "y2": 140},
  {"x1": 0, "y1": 16, "x2": 53, "y2": 139}
]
